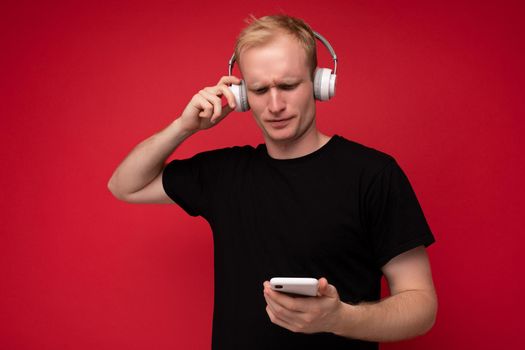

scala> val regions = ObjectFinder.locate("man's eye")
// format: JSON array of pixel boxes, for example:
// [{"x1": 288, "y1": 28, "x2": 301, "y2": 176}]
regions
[
  {"x1": 254, "y1": 88, "x2": 268, "y2": 95},
  {"x1": 280, "y1": 84, "x2": 297, "y2": 90}
]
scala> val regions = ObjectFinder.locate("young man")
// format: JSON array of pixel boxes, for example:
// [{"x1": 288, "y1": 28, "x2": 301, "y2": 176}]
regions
[{"x1": 108, "y1": 15, "x2": 437, "y2": 349}]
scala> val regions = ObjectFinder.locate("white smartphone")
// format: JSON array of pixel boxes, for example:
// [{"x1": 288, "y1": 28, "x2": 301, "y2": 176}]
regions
[{"x1": 270, "y1": 277, "x2": 319, "y2": 297}]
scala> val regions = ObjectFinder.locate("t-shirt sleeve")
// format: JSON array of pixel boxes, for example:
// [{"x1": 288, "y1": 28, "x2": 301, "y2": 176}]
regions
[
  {"x1": 365, "y1": 159, "x2": 435, "y2": 268},
  {"x1": 162, "y1": 149, "x2": 226, "y2": 218}
]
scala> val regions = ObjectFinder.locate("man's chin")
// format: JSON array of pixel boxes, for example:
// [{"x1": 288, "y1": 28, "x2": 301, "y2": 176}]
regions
[{"x1": 264, "y1": 128, "x2": 298, "y2": 144}]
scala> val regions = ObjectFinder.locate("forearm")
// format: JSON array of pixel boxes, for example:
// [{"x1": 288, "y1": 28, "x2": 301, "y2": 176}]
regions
[
  {"x1": 332, "y1": 289, "x2": 437, "y2": 342},
  {"x1": 108, "y1": 117, "x2": 196, "y2": 197}
]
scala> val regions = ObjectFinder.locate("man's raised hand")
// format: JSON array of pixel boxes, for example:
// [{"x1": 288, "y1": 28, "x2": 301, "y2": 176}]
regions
[{"x1": 178, "y1": 75, "x2": 242, "y2": 132}]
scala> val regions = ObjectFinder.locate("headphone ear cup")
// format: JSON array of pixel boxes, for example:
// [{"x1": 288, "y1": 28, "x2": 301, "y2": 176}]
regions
[
  {"x1": 314, "y1": 68, "x2": 336, "y2": 101},
  {"x1": 228, "y1": 80, "x2": 250, "y2": 112}
]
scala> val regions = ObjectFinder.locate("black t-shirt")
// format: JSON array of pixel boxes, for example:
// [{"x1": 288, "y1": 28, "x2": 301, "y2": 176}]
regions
[{"x1": 162, "y1": 134, "x2": 435, "y2": 349}]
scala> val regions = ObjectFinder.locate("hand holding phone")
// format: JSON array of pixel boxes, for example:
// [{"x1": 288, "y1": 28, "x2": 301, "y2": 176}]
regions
[{"x1": 270, "y1": 277, "x2": 319, "y2": 297}]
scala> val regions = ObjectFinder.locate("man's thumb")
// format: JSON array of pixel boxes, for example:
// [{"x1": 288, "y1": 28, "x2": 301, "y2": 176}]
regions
[{"x1": 318, "y1": 278, "x2": 338, "y2": 298}]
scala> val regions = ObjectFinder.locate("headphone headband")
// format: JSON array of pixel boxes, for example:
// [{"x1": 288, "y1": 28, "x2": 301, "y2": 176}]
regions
[{"x1": 228, "y1": 31, "x2": 337, "y2": 75}]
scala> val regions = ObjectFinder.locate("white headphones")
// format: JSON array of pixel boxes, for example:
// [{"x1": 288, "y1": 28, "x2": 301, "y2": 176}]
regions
[{"x1": 227, "y1": 31, "x2": 338, "y2": 112}]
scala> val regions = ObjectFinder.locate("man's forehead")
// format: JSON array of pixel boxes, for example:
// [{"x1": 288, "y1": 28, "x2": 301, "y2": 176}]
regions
[
  {"x1": 240, "y1": 51, "x2": 307, "y2": 88},
  {"x1": 240, "y1": 55, "x2": 308, "y2": 89},
  {"x1": 238, "y1": 34, "x2": 309, "y2": 87}
]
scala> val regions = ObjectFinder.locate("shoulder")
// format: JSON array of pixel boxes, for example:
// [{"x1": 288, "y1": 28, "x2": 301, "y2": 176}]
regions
[
  {"x1": 185, "y1": 144, "x2": 257, "y2": 161},
  {"x1": 164, "y1": 144, "x2": 258, "y2": 175},
  {"x1": 331, "y1": 135, "x2": 397, "y2": 175}
]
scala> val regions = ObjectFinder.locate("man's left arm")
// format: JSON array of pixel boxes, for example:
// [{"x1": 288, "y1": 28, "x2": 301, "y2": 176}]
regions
[{"x1": 263, "y1": 245, "x2": 437, "y2": 342}]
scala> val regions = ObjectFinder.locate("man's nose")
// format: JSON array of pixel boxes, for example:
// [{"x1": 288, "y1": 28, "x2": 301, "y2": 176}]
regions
[{"x1": 268, "y1": 88, "x2": 286, "y2": 114}]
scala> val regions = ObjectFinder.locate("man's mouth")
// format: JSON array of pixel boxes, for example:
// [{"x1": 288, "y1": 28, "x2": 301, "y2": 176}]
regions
[
  {"x1": 267, "y1": 116, "x2": 293, "y2": 122},
  {"x1": 267, "y1": 116, "x2": 293, "y2": 128}
]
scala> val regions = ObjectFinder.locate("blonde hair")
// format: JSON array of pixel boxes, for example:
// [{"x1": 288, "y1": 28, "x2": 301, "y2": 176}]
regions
[{"x1": 234, "y1": 14, "x2": 318, "y2": 79}]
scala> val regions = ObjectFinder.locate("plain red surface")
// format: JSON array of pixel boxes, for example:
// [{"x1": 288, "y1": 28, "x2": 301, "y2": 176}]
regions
[{"x1": 1, "y1": 1, "x2": 524, "y2": 349}]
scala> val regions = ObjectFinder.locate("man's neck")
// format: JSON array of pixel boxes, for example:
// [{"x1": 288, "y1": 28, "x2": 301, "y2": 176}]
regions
[{"x1": 264, "y1": 128, "x2": 331, "y2": 160}]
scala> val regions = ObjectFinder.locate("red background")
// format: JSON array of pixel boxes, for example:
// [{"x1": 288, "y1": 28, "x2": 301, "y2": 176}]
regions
[{"x1": 1, "y1": 1, "x2": 524, "y2": 349}]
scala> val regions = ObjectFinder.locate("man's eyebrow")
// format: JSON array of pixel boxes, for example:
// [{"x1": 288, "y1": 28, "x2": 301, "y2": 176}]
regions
[{"x1": 248, "y1": 78, "x2": 302, "y2": 90}]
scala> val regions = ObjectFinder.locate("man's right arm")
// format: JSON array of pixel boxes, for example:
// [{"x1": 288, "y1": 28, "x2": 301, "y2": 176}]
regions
[{"x1": 107, "y1": 75, "x2": 241, "y2": 204}]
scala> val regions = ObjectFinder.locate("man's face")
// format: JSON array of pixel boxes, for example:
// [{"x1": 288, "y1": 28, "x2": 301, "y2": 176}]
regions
[{"x1": 239, "y1": 34, "x2": 316, "y2": 144}]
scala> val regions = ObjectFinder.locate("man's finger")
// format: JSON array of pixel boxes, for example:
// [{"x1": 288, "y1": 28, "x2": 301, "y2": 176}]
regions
[
  {"x1": 213, "y1": 104, "x2": 234, "y2": 123},
  {"x1": 218, "y1": 75, "x2": 241, "y2": 86},
  {"x1": 194, "y1": 95, "x2": 214, "y2": 118},
  {"x1": 317, "y1": 277, "x2": 338, "y2": 298},
  {"x1": 266, "y1": 305, "x2": 297, "y2": 331},
  {"x1": 264, "y1": 294, "x2": 299, "y2": 325},
  {"x1": 264, "y1": 285, "x2": 309, "y2": 313},
  {"x1": 198, "y1": 89, "x2": 222, "y2": 119},
  {"x1": 216, "y1": 84, "x2": 237, "y2": 109}
]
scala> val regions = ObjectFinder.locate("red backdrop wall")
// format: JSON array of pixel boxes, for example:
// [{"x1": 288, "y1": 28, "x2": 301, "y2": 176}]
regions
[{"x1": 2, "y1": 1, "x2": 524, "y2": 349}]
